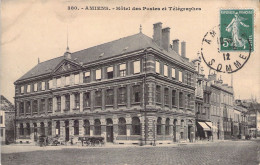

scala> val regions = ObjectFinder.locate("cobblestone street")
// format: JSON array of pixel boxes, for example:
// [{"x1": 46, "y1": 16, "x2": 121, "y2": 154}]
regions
[{"x1": 2, "y1": 140, "x2": 260, "y2": 165}]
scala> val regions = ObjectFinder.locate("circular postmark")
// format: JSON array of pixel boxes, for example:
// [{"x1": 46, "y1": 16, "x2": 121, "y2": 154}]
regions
[{"x1": 201, "y1": 25, "x2": 252, "y2": 74}]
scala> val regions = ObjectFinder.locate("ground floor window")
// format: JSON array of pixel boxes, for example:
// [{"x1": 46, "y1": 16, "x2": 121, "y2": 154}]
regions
[
  {"x1": 94, "y1": 119, "x2": 101, "y2": 135},
  {"x1": 74, "y1": 120, "x2": 79, "y2": 135},
  {"x1": 157, "y1": 117, "x2": 162, "y2": 135},
  {"x1": 165, "y1": 118, "x2": 170, "y2": 135},
  {"x1": 84, "y1": 120, "x2": 90, "y2": 135},
  {"x1": 132, "y1": 117, "x2": 140, "y2": 135},
  {"x1": 118, "y1": 117, "x2": 126, "y2": 135}
]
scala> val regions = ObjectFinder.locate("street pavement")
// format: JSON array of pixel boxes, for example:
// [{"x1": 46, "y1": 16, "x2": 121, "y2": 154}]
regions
[{"x1": 1, "y1": 139, "x2": 259, "y2": 165}]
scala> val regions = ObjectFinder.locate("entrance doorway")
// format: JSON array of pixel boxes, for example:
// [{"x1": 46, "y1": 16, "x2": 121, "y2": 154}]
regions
[
  {"x1": 188, "y1": 125, "x2": 193, "y2": 142},
  {"x1": 65, "y1": 121, "x2": 69, "y2": 142},
  {"x1": 106, "y1": 118, "x2": 113, "y2": 142}
]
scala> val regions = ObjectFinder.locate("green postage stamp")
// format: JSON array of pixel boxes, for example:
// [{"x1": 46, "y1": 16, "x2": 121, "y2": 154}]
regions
[{"x1": 220, "y1": 9, "x2": 254, "y2": 52}]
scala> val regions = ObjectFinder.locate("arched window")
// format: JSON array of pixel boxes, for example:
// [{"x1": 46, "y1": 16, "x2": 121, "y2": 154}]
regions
[
  {"x1": 118, "y1": 118, "x2": 126, "y2": 135},
  {"x1": 74, "y1": 120, "x2": 79, "y2": 135},
  {"x1": 20, "y1": 123, "x2": 24, "y2": 136},
  {"x1": 165, "y1": 118, "x2": 170, "y2": 135},
  {"x1": 56, "y1": 121, "x2": 60, "y2": 135},
  {"x1": 40, "y1": 122, "x2": 45, "y2": 136},
  {"x1": 157, "y1": 117, "x2": 162, "y2": 135},
  {"x1": 94, "y1": 119, "x2": 101, "y2": 135},
  {"x1": 84, "y1": 120, "x2": 90, "y2": 135},
  {"x1": 26, "y1": 123, "x2": 30, "y2": 136},
  {"x1": 132, "y1": 117, "x2": 140, "y2": 135}
]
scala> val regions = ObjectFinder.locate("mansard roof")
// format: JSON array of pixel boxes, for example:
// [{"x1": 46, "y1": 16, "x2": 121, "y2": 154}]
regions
[{"x1": 16, "y1": 32, "x2": 192, "y2": 82}]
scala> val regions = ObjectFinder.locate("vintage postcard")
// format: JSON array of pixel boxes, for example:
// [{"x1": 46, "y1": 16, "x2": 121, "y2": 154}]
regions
[{"x1": 0, "y1": 0, "x2": 259, "y2": 165}]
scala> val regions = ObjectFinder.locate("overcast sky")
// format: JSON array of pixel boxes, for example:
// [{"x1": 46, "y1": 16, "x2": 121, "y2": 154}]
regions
[{"x1": 1, "y1": 0, "x2": 259, "y2": 103}]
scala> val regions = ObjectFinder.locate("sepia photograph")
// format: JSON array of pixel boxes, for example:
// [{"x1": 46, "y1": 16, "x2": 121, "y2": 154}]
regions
[{"x1": 0, "y1": 0, "x2": 259, "y2": 164}]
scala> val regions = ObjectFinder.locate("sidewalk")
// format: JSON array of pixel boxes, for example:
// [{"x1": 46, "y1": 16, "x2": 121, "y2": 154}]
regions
[{"x1": 1, "y1": 139, "x2": 235, "y2": 154}]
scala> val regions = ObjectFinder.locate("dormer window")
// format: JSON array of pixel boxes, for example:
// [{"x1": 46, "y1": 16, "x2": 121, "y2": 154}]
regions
[
  {"x1": 107, "y1": 66, "x2": 113, "y2": 79},
  {"x1": 74, "y1": 74, "x2": 79, "y2": 84},
  {"x1": 155, "y1": 61, "x2": 160, "y2": 74},
  {"x1": 27, "y1": 85, "x2": 31, "y2": 93},
  {"x1": 133, "y1": 60, "x2": 140, "y2": 74},
  {"x1": 57, "y1": 78, "x2": 61, "y2": 87},
  {"x1": 83, "y1": 71, "x2": 90, "y2": 83},
  {"x1": 172, "y1": 68, "x2": 176, "y2": 78},
  {"x1": 95, "y1": 69, "x2": 101, "y2": 81},
  {"x1": 34, "y1": 83, "x2": 38, "y2": 92},
  {"x1": 42, "y1": 82, "x2": 46, "y2": 90},
  {"x1": 164, "y1": 64, "x2": 168, "y2": 77},
  {"x1": 119, "y1": 63, "x2": 126, "y2": 77},
  {"x1": 65, "y1": 76, "x2": 70, "y2": 86},
  {"x1": 21, "y1": 86, "x2": 24, "y2": 94}
]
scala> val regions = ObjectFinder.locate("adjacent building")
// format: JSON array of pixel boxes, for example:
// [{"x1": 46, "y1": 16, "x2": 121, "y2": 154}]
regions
[
  {"x1": 14, "y1": 22, "x2": 197, "y2": 145},
  {"x1": 0, "y1": 95, "x2": 15, "y2": 144}
]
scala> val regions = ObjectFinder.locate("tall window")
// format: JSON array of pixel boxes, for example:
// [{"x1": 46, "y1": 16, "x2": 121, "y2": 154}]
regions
[
  {"x1": 118, "y1": 118, "x2": 126, "y2": 135},
  {"x1": 83, "y1": 71, "x2": 90, "y2": 83},
  {"x1": 106, "y1": 89, "x2": 114, "y2": 106},
  {"x1": 33, "y1": 100, "x2": 38, "y2": 113},
  {"x1": 75, "y1": 93, "x2": 80, "y2": 109},
  {"x1": 26, "y1": 123, "x2": 30, "y2": 136},
  {"x1": 94, "y1": 119, "x2": 101, "y2": 135},
  {"x1": 20, "y1": 102, "x2": 24, "y2": 114},
  {"x1": 157, "y1": 117, "x2": 162, "y2": 135},
  {"x1": 132, "y1": 85, "x2": 141, "y2": 103},
  {"x1": 83, "y1": 92, "x2": 91, "y2": 108},
  {"x1": 156, "y1": 85, "x2": 161, "y2": 103},
  {"x1": 164, "y1": 88, "x2": 169, "y2": 105},
  {"x1": 84, "y1": 120, "x2": 90, "y2": 135},
  {"x1": 74, "y1": 74, "x2": 79, "y2": 84},
  {"x1": 42, "y1": 82, "x2": 46, "y2": 90},
  {"x1": 118, "y1": 87, "x2": 127, "y2": 104},
  {"x1": 155, "y1": 60, "x2": 160, "y2": 74},
  {"x1": 179, "y1": 92, "x2": 184, "y2": 108},
  {"x1": 95, "y1": 69, "x2": 101, "y2": 81},
  {"x1": 164, "y1": 64, "x2": 168, "y2": 77},
  {"x1": 27, "y1": 85, "x2": 31, "y2": 93},
  {"x1": 34, "y1": 83, "x2": 38, "y2": 92},
  {"x1": 40, "y1": 99, "x2": 45, "y2": 113},
  {"x1": 119, "y1": 63, "x2": 126, "y2": 77},
  {"x1": 57, "y1": 78, "x2": 61, "y2": 87},
  {"x1": 132, "y1": 117, "x2": 140, "y2": 135},
  {"x1": 65, "y1": 94, "x2": 70, "y2": 110},
  {"x1": 20, "y1": 123, "x2": 24, "y2": 136},
  {"x1": 65, "y1": 76, "x2": 70, "y2": 86},
  {"x1": 133, "y1": 60, "x2": 140, "y2": 74},
  {"x1": 95, "y1": 90, "x2": 102, "y2": 107},
  {"x1": 172, "y1": 68, "x2": 176, "y2": 78},
  {"x1": 26, "y1": 101, "x2": 31, "y2": 114},
  {"x1": 107, "y1": 66, "x2": 113, "y2": 79},
  {"x1": 48, "y1": 98, "x2": 53, "y2": 112},
  {"x1": 57, "y1": 96, "x2": 61, "y2": 111},
  {"x1": 21, "y1": 86, "x2": 24, "y2": 94},
  {"x1": 165, "y1": 118, "x2": 170, "y2": 135},
  {"x1": 187, "y1": 94, "x2": 191, "y2": 110},
  {"x1": 179, "y1": 71, "x2": 183, "y2": 82},
  {"x1": 172, "y1": 90, "x2": 176, "y2": 106},
  {"x1": 74, "y1": 120, "x2": 79, "y2": 135}
]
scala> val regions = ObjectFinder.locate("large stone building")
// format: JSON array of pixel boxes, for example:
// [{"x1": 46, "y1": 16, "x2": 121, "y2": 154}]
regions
[
  {"x1": 0, "y1": 95, "x2": 15, "y2": 144},
  {"x1": 14, "y1": 22, "x2": 196, "y2": 145}
]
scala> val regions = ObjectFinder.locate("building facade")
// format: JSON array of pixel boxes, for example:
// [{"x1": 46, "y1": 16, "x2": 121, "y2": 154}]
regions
[
  {"x1": 14, "y1": 22, "x2": 196, "y2": 145},
  {"x1": 0, "y1": 95, "x2": 15, "y2": 144}
]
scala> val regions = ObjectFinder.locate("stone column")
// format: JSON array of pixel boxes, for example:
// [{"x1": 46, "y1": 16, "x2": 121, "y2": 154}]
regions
[
  {"x1": 169, "y1": 118, "x2": 174, "y2": 138},
  {"x1": 44, "y1": 120, "x2": 48, "y2": 136},
  {"x1": 79, "y1": 119, "x2": 84, "y2": 136},
  {"x1": 79, "y1": 71, "x2": 83, "y2": 84},
  {"x1": 30, "y1": 100, "x2": 33, "y2": 116},
  {"x1": 90, "y1": 91, "x2": 95, "y2": 111},
  {"x1": 16, "y1": 123, "x2": 20, "y2": 139},
  {"x1": 169, "y1": 87, "x2": 172, "y2": 109},
  {"x1": 45, "y1": 98, "x2": 48, "y2": 115},
  {"x1": 114, "y1": 87, "x2": 118, "y2": 110},
  {"x1": 127, "y1": 85, "x2": 131, "y2": 108},
  {"x1": 37, "y1": 99, "x2": 41, "y2": 115},
  {"x1": 161, "y1": 117, "x2": 166, "y2": 140},
  {"x1": 126, "y1": 116, "x2": 132, "y2": 140},
  {"x1": 113, "y1": 116, "x2": 118, "y2": 143},
  {"x1": 161, "y1": 85, "x2": 165, "y2": 108},
  {"x1": 61, "y1": 95, "x2": 65, "y2": 113},
  {"x1": 102, "y1": 89, "x2": 105, "y2": 110},
  {"x1": 101, "y1": 117, "x2": 106, "y2": 141},
  {"x1": 90, "y1": 119, "x2": 94, "y2": 136},
  {"x1": 176, "y1": 89, "x2": 180, "y2": 110},
  {"x1": 17, "y1": 101, "x2": 20, "y2": 116},
  {"x1": 53, "y1": 97, "x2": 57, "y2": 113},
  {"x1": 69, "y1": 120, "x2": 74, "y2": 137},
  {"x1": 80, "y1": 92, "x2": 83, "y2": 112},
  {"x1": 70, "y1": 93, "x2": 75, "y2": 112},
  {"x1": 23, "y1": 101, "x2": 26, "y2": 116}
]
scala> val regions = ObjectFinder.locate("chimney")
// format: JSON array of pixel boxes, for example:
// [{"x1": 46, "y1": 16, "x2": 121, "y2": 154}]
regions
[
  {"x1": 153, "y1": 22, "x2": 162, "y2": 47},
  {"x1": 181, "y1": 41, "x2": 186, "y2": 57},
  {"x1": 172, "y1": 39, "x2": 179, "y2": 54},
  {"x1": 162, "y1": 27, "x2": 170, "y2": 51}
]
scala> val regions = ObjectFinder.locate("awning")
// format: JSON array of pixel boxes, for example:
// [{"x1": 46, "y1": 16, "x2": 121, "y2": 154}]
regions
[
  {"x1": 198, "y1": 122, "x2": 211, "y2": 131},
  {"x1": 205, "y1": 122, "x2": 218, "y2": 131}
]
